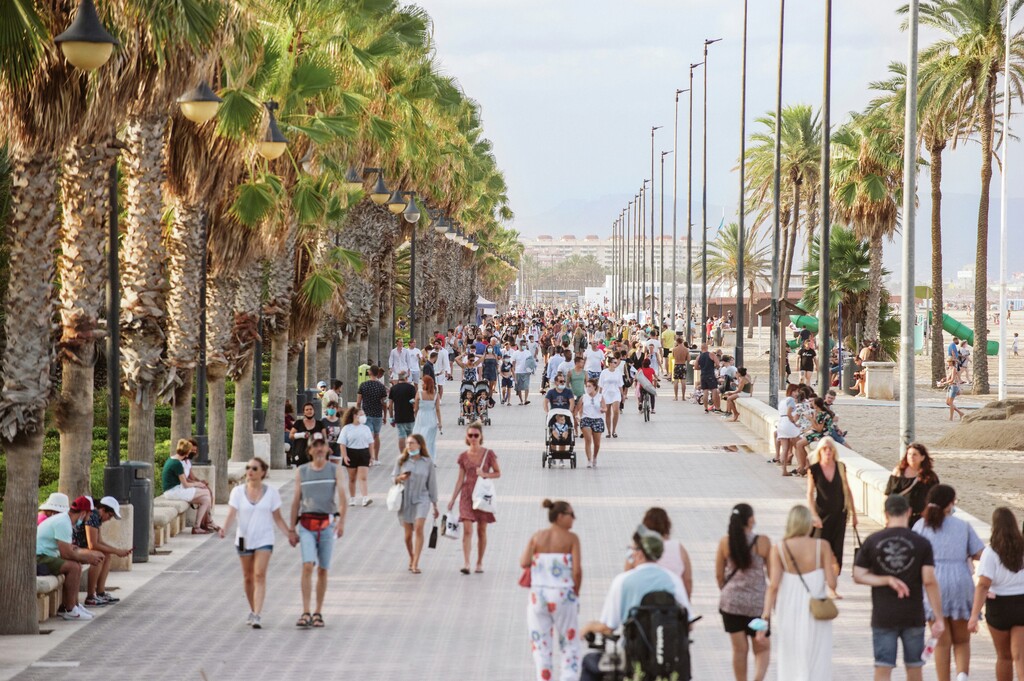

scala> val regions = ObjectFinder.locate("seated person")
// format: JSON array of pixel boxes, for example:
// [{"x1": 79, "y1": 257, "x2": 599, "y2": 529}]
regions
[
  {"x1": 162, "y1": 438, "x2": 214, "y2": 534},
  {"x1": 73, "y1": 496, "x2": 132, "y2": 607},
  {"x1": 37, "y1": 496, "x2": 105, "y2": 621},
  {"x1": 824, "y1": 389, "x2": 848, "y2": 444},
  {"x1": 579, "y1": 525, "x2": 693, "y2": 681},
  {"x1": 721, "y1": 367, "x2": 750, "y2": 421},
  {"x1": 550, "y1": 414, "x2": 571, "y2": 442},
  {"x1": 852, "y1": 355, "x2": 866, "y2": 396}
]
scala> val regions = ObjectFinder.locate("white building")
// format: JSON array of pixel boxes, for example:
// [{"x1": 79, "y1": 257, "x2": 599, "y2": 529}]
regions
[{"x1": 521, "y1": 233, "x2": 696, "y2": 272}]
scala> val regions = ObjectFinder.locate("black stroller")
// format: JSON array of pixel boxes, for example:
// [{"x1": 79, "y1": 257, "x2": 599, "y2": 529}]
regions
[
  {"x1": 474, "y1": 380, "x2": 493, "y2": 426},
  {"x1": 542, "y1": 408, "x2": 577, "y2": 468},
  {"x1": 458, "y1": 379, "x2": 476, "y2": 425}
]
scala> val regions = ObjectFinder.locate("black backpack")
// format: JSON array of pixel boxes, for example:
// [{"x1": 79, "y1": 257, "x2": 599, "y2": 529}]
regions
[{"x1": 622, "y1": 591, "x2": 690, "y2": 681}]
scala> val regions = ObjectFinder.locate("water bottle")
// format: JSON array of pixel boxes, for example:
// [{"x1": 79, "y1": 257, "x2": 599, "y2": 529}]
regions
[{"x1": 922, "y1": 637, "x2": 938, "y2": 662}]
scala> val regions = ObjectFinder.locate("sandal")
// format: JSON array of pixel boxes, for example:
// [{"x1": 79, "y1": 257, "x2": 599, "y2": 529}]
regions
[
  {"x1": 460, "y1": 568, "x2": 471, "y2": 575},
  {"x1": 474, "y1": 567, "x2": 484, "y2": 574},
  {"x1": 191, "y1": 528, "x2": 210, "y2": 535},
  {"x1": 311, "y1": 613, "x2": 324, "y2": 628},
  {"x1": 411, "y1": 568, "x2": 422, "y2": 574},
  {"x1": 296, "y1": 612, "x2": 312, "y2": 627}
]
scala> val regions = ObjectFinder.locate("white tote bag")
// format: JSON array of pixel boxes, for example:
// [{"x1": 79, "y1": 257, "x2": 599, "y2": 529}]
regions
[
  {"x1": 385, "y1": 482, "x2": 404, "y2": 511},
  {"x1": 442, "y1": 514, "x2": 462, "y2": 540},
  {"x1": 471, "y1": 451, "x2": 497, "y2": 513}
]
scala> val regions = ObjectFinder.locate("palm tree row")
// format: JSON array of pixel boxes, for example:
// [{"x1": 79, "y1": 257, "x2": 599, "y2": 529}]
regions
[
  {"x1": 742, "y1": 0, "x2": 1023, "y2": 388},
  {"x1": 0, "y1": 0, "x2": 520, "y2": 633}
]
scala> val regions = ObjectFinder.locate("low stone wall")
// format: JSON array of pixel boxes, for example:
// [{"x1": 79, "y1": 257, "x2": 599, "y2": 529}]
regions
[{"x1": 734, "y1": 396, "x2": 989, "y2": 539}]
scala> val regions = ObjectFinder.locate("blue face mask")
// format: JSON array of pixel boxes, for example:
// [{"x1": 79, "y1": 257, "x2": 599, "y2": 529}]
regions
[
  {"x1": 409, "y1": 448, "x2": 421, "y2": 456},
  {"x1": 326, "y1": 408, "x2": 336, "y2": 416}
]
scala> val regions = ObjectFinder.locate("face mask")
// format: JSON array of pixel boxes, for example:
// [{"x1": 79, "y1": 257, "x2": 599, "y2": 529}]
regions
[
  {"x1": 326, "y1": 408, "x2": 336, "y2": 416},
  {"x1": 357, "y1": 415, "x2": 367, "y2": 425},
  {"x1": 409, "y1": 448, "x2": 421, "y2": 456}
]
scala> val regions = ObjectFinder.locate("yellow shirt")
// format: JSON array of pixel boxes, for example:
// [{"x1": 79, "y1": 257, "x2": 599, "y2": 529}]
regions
[{"x1": 661, "y1": 328, "x2": 675, "y2": 350}]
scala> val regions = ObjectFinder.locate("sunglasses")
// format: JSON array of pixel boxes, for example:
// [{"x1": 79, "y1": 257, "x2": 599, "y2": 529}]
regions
[
  {"x1": 245, "y1": 465, "x2": 262, "y2": 472},
  {"x1": 563, "y1": 511, "x2": 576, "y2": 518},
  {"x1": 467, "y1": 433, "x2": 481, "y2": 439}
]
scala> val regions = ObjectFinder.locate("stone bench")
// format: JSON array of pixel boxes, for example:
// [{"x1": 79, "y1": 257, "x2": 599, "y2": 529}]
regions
[
  {"x1": 227, "y1": 462, "x2": 246, "y2": 490},
  {"x1": 151, "y1": 505, "x2": 178, "y2": 547},
  {"x1": 863, "y1": 361, "x2": 897, "y2": 400},
  {"x1": 154, "y1": 496, "x2": 190, "y2": 535},
  {"x1": 732, "y1": 396, "x2": 989, "y2": 537},
  {"x1": 36, "y1": 564, "x2": 90, "y2": 622}
]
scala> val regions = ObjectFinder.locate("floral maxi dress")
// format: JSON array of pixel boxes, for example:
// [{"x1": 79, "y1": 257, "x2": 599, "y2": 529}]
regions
[{"x1": 528, "y1": 553, "x2": 581, "y2": 681}]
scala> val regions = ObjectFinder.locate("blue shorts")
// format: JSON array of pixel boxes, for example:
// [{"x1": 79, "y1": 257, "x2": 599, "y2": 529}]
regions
[
  {"x1": 236, "y1": 544, "x2": 273, "y2": 557},
  {"x1": 297, "y1": 521, "x2": 336, "y2": 568},
  {"x1": 872, "y1": 626, "x2": 926, "y2": 668},
  {"x1": 396, "y1": 422, "x2": 414, "y2": 438},
  {"x1": 365, "y1": 416, "x2": 383, "y2": 434}
]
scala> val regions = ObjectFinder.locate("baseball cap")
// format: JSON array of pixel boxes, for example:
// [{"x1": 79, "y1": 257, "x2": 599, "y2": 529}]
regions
[
  {"x1": 634, "y1": 523, "x2": 665, "y2": 561},
  {"x1": 70, "y1": 496, "x2": 93, "y2": 513},
  {"x1": 311, "y1": 432, "x2": 325, "y2": 442},
  {"x1": 317, "y1": 381, "x2": 327, "y2": 389},
  {"x1": 39, "y1": 493, "x2": 70, "y2": 513},
  {"x1": 98, "y1": 496, "x2": 123, "y2": 519}
]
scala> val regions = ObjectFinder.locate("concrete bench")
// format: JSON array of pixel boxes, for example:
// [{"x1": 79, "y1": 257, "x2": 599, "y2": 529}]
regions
[
  {"x1": 227, "y1": 462, "x2": 246, "y2": 490},
  {"x1": 36, "y1": 575, "x2": 62, "y2": 622},
  {"x1": 152, "y1": 506, "x2": 178, "y2": 546},
  {"x1": 154, "y1": 496, "x2": 189, "y2": 535}
]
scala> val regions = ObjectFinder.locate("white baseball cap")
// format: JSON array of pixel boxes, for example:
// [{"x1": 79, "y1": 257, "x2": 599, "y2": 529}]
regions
[{"x1": 98, "y1": 496, "x2": 122, "y2": 519}]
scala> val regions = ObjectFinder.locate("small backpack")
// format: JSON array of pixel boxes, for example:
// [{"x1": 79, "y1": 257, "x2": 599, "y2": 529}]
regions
[{"x1": 622, "y1": 591, "x2": 690, "y2": 681}]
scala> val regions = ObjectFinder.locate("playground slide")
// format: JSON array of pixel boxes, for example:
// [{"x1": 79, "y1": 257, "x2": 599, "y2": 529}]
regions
[
  {"x1": 786, "y1": 314, "x2": 835, "y2": 350},
  {"x1": 940, "y1": 313, "x2": 998, "y2": 356}
]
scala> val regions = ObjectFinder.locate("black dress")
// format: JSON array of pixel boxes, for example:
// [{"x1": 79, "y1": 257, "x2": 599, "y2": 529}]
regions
[
  {"x1": 884, "y1": 473, "x2": 939, "y2": 528},
  {"x1": 290, "y1": 418, "x2": 325, "y2": 467},
  {"x1": 810, "y1": 462, "x2": 848, "y2": 564}
]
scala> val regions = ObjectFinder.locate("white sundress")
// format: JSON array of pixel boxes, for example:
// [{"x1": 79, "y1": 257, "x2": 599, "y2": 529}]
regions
[{"x1": 775, "y1": 540, "x2": 833, "y2": 681}]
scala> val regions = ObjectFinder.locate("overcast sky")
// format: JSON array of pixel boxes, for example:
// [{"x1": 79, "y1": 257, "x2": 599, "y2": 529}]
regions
[{"x1": 422, "y1": 0, "x2": 1022, "y2": 283}]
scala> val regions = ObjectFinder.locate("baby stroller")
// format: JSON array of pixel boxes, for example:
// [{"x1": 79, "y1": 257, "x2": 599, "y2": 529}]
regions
[
  {"x1": 458, "y1": 379, "x2": 477, "y2": 425},
  {"x1": 542, "y1": 408, "x2": 577, "y2": 469},
  {"x1": 474, "y1": 380, "x2": 494, "y2": 426}
]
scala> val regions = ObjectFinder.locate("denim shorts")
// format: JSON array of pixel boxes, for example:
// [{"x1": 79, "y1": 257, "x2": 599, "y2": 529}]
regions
[
  {"x1": 365, "y1": 416, "x2": 383, "y2": 434},
  {"x1": 297, "y1": 521, "x2": 336, "y2": 568},
  {"x1": 872, "y1": 626, "x2": 926, "y2": 668},
  {"x1": 396, "y1": 422, "x2": 414, "y2": 438},
  {"x1": 236, "y1": 544, "x2": 273, "y2": 557}
]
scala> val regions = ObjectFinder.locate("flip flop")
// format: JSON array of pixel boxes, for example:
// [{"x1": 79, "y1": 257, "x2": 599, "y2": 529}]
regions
[
  {"x1": 460, "y1": 568, "x2": 470, "y2": 575},
  {"x1": 474, "y1": 568, "x2": 484, "y2": 574}
]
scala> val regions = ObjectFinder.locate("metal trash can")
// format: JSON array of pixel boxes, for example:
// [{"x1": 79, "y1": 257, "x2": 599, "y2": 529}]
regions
[
  {"x1": 842, "y1": 357, "x2": 857, "y2": 396},
  {"x1": 123, "y1": 461, "x2": 152, "y2": 563},
  {"x1": 686, "y1": 364, "x2": 695, "y2": 385},
  {"x1": 103, "y1": 464, "x2": 130, "y2": 504}
]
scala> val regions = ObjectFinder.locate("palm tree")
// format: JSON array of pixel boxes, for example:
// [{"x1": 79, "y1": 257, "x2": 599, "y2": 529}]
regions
[
  {"x1": 830, "y1": 112, "x2": 905, "y2": 342},
  {"x1": 910, "y1": 0, "x2": 1024, "y2": 392},
  {"x1": 706, "y1": 222, "x2": 772, "y2": 338},
  {"x1": 800, "y1": 225, "x2": 874, "y2": 342},
  {"x1": 744, "y1": 105, "x2": 822, "y2": 296}
]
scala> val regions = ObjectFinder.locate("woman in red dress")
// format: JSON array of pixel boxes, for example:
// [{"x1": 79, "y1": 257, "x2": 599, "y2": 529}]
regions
[{"x1": 447, "y1": 421, "x2": 502, "y2": 574}]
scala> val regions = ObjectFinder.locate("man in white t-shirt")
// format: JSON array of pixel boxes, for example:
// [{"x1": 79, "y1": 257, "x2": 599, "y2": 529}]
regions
[
  {"x1": 512, "y1": 344, "x2": 533, "y2": 405},
  {"x1": 583, "y1": 340, "x2": 605, "y2": 380},
  {"x1": 644, "y1": 333, "x2": 662, "y2": 374},
  {"x1": 407, "y1": 339, "x2": 423, "y2": 383}
]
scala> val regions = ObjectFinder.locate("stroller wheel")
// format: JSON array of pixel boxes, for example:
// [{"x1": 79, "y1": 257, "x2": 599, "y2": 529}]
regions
[{"x1": 570, "y1": 456, "x2": 577, "y2": 469}]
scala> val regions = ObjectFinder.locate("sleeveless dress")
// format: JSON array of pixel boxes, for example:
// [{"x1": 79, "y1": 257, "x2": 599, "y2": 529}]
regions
[
  {"x1": 457, "y1": 450, "x2": 497, "y2": 524},
  {"x1": 775, "y1": 539, "x2": 833, "y2": 681},
  {"x1": 527, "y1": 552, "x2": 581, "y2": 681},
  {"x1": 810, "y1": 463, "x2": 848, "y2": 564},
  {"x1": 413, "y1": 394, "x2": 439, "y2": 460},
  {"x1": 913, "y1": 515, "x2": 985, "y2": 620}
]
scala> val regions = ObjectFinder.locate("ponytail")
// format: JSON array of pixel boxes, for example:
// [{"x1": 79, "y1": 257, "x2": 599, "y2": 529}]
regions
[
  {"x1": 922, "y1": 484, "x2": 956, "y2": 530},
  {"x1": 542, "y1": 498, "x2": 572, "y2": 524},
  {"x1": 727, "y1": 503, "x2": 755, "y2": 570}
]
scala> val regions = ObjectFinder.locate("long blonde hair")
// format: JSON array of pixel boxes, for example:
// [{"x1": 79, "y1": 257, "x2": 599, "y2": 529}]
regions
[
  {"x1": 784, "y1": 505, "x2": 814, "y2": 540},
  {"x1": 810, "y1": 436, "x2": 840, "y2": 465},
  {"x1": 397, "y1": 433, "x2": 430, "y2": 467}
]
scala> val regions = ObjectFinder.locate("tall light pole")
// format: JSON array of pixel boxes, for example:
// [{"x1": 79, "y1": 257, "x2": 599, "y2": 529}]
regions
[
  {"x1": 672, "y1": 88, "x2": 688, "y2": 328},
  {"x1": 661, "y1": 150, "x2": 672, "y2": 333},
  {"x1": 702, "y1": 39, "x2": 721, "y2": 343},
  {"x1": 768, "y1": 0, "x2": 786, "y2": 409},
  {"x1": 735, "y1": 0, "x2": 749, "y2": 367},
  {"x1": 687, "y1": 63, "x2": 703, "y2": 344},
  {"x1": 998, "y1": 0, "x2": 1011, "y2": 399},
  {"x1": 651, "y1": 127, "x2": 662, "y2": 326},
  {"x1": 817, "y1": 1, "x2": 833, "y2": 395},
  {"x1": 900, "y1": 0, "x2": 920, "y2": 450}
]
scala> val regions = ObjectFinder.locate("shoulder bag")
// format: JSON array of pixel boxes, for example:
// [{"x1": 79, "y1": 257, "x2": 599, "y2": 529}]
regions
[
  {"x1": 471, "y1": 450, "x2": 497, "y2": 513},
  {"x1": 783, "y1": 540, "x2": 838, "y2": 621},
  {"x1": 385, "y1": 481, "x2": 404, "y2": 511}
]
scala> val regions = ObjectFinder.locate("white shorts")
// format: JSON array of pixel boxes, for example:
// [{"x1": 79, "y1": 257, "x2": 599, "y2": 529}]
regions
[
  {"x1": 602, "y1": 389, "x2": 622, "y2": 404},
  {"x1": 163, "y1": 485, "x2": 197, "y2": 502}
]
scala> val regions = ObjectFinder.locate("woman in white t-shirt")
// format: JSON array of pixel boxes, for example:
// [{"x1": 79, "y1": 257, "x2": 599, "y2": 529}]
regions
[
  {"x1": 218, "y1": 458, "x2": 290, "y2": 629},
  {"x1": 968, "y1": 507, "x2": 1024, "y2": 679},
  {"x1": 598, "y1": 357, "x2": 624, "y2": 438}
]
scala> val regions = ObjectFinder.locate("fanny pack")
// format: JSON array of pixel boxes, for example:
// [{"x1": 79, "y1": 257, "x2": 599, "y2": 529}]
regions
[{"x1": 299, "y1": 513, "x2": 332, "y2": 538}]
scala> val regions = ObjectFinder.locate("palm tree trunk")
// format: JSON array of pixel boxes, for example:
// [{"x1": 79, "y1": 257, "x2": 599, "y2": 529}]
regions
[
  {"x1": 56, "y1": 142, "x2": 116, "y2": 499},
  {"x1": 231, "y1": 354, "x2": 254, "y2": 463},
  {"x1": 169, "y1": 370, "x2": 193, "y2": 445},
  {"x1": 305, "y1": 329, "x2": 317, "y2": 389},
  {"x1": 972, "y1": 79, "x2": 996, "y2": 394},
  {"x1": 0, "y1": 153, "x2": 58, "y2": 635},
  {"x1": 865, "y1": 237, "x2": 884, "y2": 342},
  {"x1": 287, "y1": 347, "x2": 299, "y2": 400},
  {"x1": 207, "y1": 364, "x2": 229, "y2": 502},
  {"x1": 317, "y1": 337, "x2": 330, "y2": 382},
  {"x1": 929, "y1": 137, "x2": 947, "y2": 384},
  {"x1": 269, "y1": 327, "x2": 289, "y2": 469},
  {"x1": 782, "y1": 182, "x2": 801, "y2": 300}
]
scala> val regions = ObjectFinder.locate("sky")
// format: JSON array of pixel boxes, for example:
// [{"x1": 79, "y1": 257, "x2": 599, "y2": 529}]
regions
[{"x1": 421, "y1": 0, "x2": 1023, "y2": 285}]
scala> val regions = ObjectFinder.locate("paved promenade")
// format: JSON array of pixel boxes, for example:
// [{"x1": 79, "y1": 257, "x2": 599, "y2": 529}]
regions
[{"x1": 6, "y1": 382, "x2": 996, "y2": 680}]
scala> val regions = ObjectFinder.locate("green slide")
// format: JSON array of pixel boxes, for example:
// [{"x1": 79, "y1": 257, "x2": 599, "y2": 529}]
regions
[{"x1": 940, "y1": 313, "x2": 998, "y2": 356}]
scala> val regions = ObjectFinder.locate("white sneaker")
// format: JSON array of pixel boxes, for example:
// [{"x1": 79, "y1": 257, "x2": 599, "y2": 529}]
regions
[
  {"x1": 348, "y1": 497, "x2": 356, "y2": 507},
  {"x1": 956, "y1": 674, "x2": 969, "y2": 681},
  {"x1": 251, "y1": 614, "x2": 262, "y2": 629},
  {"x1": 57, "y1": 608, "x2": 82, "y2": 621},
  {"x1": 73, "y1": 605, "x2": 94, "y2": 620},
  {"x1": 246, "y1": 612, "x2": 255, "y2": 626},
  {"x1": 362, "y1": 497, "x2": 373, "y2": 507}
]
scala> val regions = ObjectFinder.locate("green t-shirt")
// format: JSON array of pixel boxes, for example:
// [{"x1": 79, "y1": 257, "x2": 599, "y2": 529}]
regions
[
  {"x1": 568, "y1": 368, "x2": 587, "y2": 397},
  {"x1": 162, "y1": 458, "x2": 185, "y2": 491}
]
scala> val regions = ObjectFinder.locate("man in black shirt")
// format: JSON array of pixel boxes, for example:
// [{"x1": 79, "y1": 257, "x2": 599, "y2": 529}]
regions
[
  {"x1": 544, "y1": 375, "x2": 575, "y2": 414},
  {"x1": 422, "y1": 352, "x2": 437, "y2": 382},
  {"x1": 696, "y1": 343, "x2": 720, "y2": 414},
  {"x1": 356, "y1": 366, "x2": 388, "y2": 466},
  {"x1": 388, "y1": 371, "x2": 418, "y2": 455},
  {"x1": 854, "y1": 494, "x2": 944, "y2": 681}
]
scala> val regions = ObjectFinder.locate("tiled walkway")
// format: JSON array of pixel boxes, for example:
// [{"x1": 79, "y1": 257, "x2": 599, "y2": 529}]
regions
[{"x1": 11, "y1": 381, "x2": 995, "y2": 680}]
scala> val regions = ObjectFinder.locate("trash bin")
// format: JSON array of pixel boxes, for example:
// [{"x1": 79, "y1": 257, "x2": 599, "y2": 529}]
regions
[
  {"x1": 842, "y1": 357, "x2": 857, "y2": 396},
  {"x1": 686, "y1": 364, "x2": 694, "y2": 385},
  {"x1": 103, "y1": 464, "x2": 130, "y2": 504},
  {"x1": 123, "y1": 461, "x2": 152, "y2": 563}
]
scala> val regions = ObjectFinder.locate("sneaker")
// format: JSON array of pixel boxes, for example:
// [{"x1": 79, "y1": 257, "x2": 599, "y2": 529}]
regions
[
  {"x1": 246, "y1": 612, "x2": 255, "y2": 626},
  {"x1": 95, "y1": 592, "x2": 119, "y2": 604},
  {"x1": 83, "y1": 596, "x2": 106, "y2": 607},
  {"x1": 251, "y1": 614, "x2": 262, "y2": 629},
  {"x1": 348, "y1": 497, "x2": 356, "y2": 507},
  {"x1": 57, "y1": 607, "x2": 82, "y2": 621},
  {"x1": 956, "y1": 674, "x2": 969, "y2": 681},
  {"x1": 362, "y1": 497, "x2": 373, "y2": 507},
  {"x1": 73, "y1": 605, "x2": 94, "y2": 620}
]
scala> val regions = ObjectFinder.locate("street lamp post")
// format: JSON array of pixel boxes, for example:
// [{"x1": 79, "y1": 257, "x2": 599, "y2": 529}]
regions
[
  {"x1": 194, "y1": 211, "x2": 210, "y2": 464},
  {"x1": 817, "y1": 0, "x2": 833, "y2": 395},
  {"x1": 687, "y1": 62, "x2": 702, "y2": 344},
  {"x1": 702, "y1": 38, "x2": 722, "y2": 344},
  {"x1": 650, "y1": 127, "x2": 662, "y2": 326},
  {"x1": 103, "y1": 160, "x2": 125, "y2": 501},
  {"x1": 998, "y1": 0, "x2": 1012, "y2": 399},
  {"x1": 900, "y1": 0, "x2": 920, "y2": 450},
  {"x1": 769, "y1": 0, "x2": 786, "y2": 409},
  {"x1": 672, "y1": 88, "x2": 687, "y2": 329},
  {"x1": 660, "y1": 150, "x2": 672, "y2": 333},
  {"x1": 736, "y1": 0, "x2": 749, "y2": 367}
]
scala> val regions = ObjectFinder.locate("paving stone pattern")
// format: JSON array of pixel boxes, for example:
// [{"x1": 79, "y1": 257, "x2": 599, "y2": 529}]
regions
[{"x1": 15, "y1": 382, "x2": 994, "y2": 680}]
